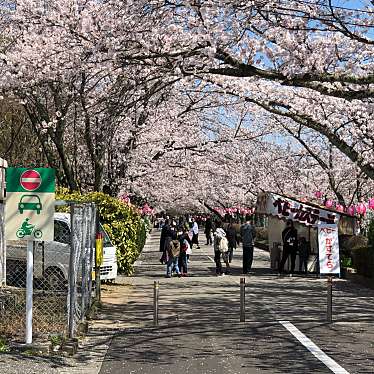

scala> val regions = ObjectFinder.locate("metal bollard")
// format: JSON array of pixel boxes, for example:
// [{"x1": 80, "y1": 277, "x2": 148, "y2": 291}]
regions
[
  {"x1": 240, "y1": 277, "x2": 245, "y2": 322},
  {"x1": 154, "y1": 281, "x2": 159, "y2": 326},
  {"x1": 327, "y1": 276, "x2": 333, "y2": 323}
]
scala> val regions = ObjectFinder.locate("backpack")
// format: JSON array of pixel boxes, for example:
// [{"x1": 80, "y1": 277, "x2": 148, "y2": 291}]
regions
[
  {"x1": 218, "y1": 236, "x2": 228, "y2": 253},
  {"x1": 169, "y1": 240, "x2": 181, "y2": 258}
]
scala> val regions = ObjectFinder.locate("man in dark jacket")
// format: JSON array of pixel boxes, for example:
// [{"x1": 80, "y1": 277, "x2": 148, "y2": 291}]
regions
[
  {"x1": 226, "y1": 222, "x2": 237, "y2": 263},
  {"x1": 298, "y1": 237, "x2": 310, "y2": 274},
  {"x1": 240, "y1": 215, "x2": 256, "y2": 274},
  {"x1": 204, "y1": 217, "x2": 213, "y2": 245},
  {"x1": 279, "y1": 219, "x2": 298, "y2": 275},
  {"x1": 160, "y1": 220, "x2": 175, "y2": 264}
]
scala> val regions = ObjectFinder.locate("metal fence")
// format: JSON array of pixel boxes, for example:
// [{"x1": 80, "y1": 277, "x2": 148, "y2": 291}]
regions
[
  {"x1": 0, "y1": 202, "x2": 97, "y2": 341},
  {"x1": 68, "y1": 203, "x2": 97, "y2": 338}
]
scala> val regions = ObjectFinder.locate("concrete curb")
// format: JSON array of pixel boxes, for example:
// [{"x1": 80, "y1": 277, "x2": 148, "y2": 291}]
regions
[{"x1": 11, "y1": 341, "x2": 52, "y2": 355}]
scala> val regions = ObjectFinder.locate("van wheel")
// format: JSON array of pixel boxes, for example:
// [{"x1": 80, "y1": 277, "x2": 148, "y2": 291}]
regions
[{"x1": 45, "y1": 268, "x2": 66, "y2": 290}]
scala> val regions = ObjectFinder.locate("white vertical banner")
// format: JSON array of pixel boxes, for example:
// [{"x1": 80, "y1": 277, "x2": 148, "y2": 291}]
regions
[{"x1": 318, "y1": 224, "x2": 340, "y2": 274}]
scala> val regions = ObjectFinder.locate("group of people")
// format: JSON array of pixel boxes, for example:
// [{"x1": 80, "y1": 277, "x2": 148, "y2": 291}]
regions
[
  {"x1": 278, "y1": 219, "x2": 310, "y2": 276},
  {"x1": 159, "y1": 218, "x2": 200, "y2": 278},
  {"x1": 211, "y1": 216, "x2": 257, "y2": 276},
  {"x1": 159, "y1": 214, "x2": 257, "y2": 278},
  {"x1": 158, "y1": 213, "x2": 312, "y2": 278}
]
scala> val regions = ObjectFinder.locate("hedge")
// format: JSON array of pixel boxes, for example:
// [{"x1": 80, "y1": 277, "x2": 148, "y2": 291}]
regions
[
  {"x1": 366, "y1": 220, "x2": 374, "y2": 278},
  {"x1": 56, "y1": 189, "x2": 147, "y2": 275},
  {"x1": 350, "y1": 221, "x2": 374, "y2": 278}
]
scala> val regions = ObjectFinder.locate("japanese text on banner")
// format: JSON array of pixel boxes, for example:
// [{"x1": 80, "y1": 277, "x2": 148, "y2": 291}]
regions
[{"x1": 318, "y1": 224, "x2": 340, "y2": 274}]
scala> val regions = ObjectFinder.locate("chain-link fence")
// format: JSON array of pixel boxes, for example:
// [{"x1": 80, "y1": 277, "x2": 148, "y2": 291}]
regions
[
  {"x1": 67, "y1": 203, "x2": 97, "y2": 337},
  {"x1": 0, "y1": 202, "x2": 97, "y2": 341}
]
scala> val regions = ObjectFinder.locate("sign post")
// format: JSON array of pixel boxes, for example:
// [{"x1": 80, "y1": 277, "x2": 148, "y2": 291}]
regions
[
  {"x1": 240, "y1": 277, "x2": 246, "y2": 322},
  {"x1": 318, "y1": 224, "x2": 340, "y2": 275},
  {"x1": 26, "y1": 240, "x2": 33, "y2": 343},
  {"x1": 95, "y1": 232, "x2": 103, "y2": 301},
  {"x1": 5, "y1": 168, "x2": 55, "y2": 344},
  {"x1": 318, "y1": 223, "x2": 340, "y2": 323},
  {"x1": 327, "y1": 276, "x2": 333, "y2": 323}
]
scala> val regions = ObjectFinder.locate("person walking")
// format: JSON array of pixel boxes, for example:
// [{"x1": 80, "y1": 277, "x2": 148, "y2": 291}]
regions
[
  {"x1": 279, "y1": 219, "x2": 298, "y2": 276},
  {"x1": 178, "y1": 228, "x2": 191, "y2": 276},
  {"x1": 165, "y1": 239, "x2": 182, "y2": 278},
  {"x1": 204, "y1": 217, "x2": 213, "y2": 245},
  {"x1": 160, "y1": 220, "x2": 176, "y2": 264},
  {"x1": 213, "y1": 222, "x2": 230, "y2": 275},
  {"x1": 158, "y1": 216, "x2": 165, "y2": 230},
  {"x1": 159, "y1": 219, "x2": 171, "y2": 263},
  {"x1": 240, "y1": 215, "x2": 256, "y2": 274},
  {"x1": 191, "y1": 219, "x2": 200, "y2": 249},
  {"x1": 226, "y1": 221, "x2": 237, "y2": 263}
]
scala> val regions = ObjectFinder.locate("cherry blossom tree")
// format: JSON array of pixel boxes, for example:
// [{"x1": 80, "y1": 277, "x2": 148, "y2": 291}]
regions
[
  {"x1": 0, "y1": 0, "x2": 180, "y2": 191},
  {"x1": 1, "y1": 0, "x2": 373, "y2": 212},
  {"x1": 117, "y1": 0, "x2": 374, "y2": 182}
]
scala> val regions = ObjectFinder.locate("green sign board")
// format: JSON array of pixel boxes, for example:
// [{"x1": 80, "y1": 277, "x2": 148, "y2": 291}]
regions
[
  {"x1": 5, "y1": 168, "x2": 55, "y2": 241},
  {"x1": 6, "y1": 168, "x2": 55, "y2": 193}
]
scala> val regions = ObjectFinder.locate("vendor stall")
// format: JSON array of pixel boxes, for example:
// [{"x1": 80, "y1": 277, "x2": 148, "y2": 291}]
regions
[{"x1": 256, "y1": 192, "x2": 357, "y2": 273}]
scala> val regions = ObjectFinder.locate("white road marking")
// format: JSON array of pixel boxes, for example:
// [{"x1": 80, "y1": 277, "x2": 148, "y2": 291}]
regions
[{"x1": 279, "y1": 320, "x2": 350, "y2": 374}]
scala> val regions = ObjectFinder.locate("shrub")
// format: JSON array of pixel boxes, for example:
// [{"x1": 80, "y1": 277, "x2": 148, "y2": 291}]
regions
[
  {"x1": 0, "y1": 337, "x2": 9, "y2": 353},
  {"x1": 56, "y1": 189, "x2": 146, "y2": 275},
  {"x1": 142, "y1": 216, "x2": 152, "y2": 233},
  {"x1": 368, "y1": 219, "x2": 374, "y2": 249},
  {"x1": 339, "y1": 235, "x2": 368, "y2": 252},
  {"x1": 350, "y1": 220, "x2": 374, "y2": 278},
  {"x1": 351, "y1": 247, "x2": 374, "y2": 278},
  {"x1": 339, "y1": 234, "x2": 366, "y2": 270},
  {"x1": 340, "y1": 255, "x2": 352, "y2": 268},
  {"x1": 366, "y1": 220, "x2": 374, "y2": 278}
]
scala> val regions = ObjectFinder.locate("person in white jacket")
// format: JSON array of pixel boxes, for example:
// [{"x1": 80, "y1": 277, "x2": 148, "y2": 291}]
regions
[
  {"x1": 213, "y1": 222, "x2": 230, "y2": 275},
  {"x1": 191, "y1": 220, "x2": 200, "y2": 249}
]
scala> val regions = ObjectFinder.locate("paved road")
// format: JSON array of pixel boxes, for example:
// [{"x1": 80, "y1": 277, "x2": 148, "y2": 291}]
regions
[
  {"x1": 1, "y1": 230, "x2": 373, "y2": 373},
  {"x1": 98, "y1": 231, "x2": 374, "y2": 374}
]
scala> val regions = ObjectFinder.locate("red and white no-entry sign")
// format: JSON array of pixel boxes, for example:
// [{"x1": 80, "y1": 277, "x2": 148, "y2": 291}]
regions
[{"x1": 20, "y1": 170, "x2": 42, "y2": 191}]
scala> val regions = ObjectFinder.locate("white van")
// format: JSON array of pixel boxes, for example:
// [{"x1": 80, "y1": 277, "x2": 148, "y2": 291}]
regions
[
  {"x1": 6, "y1": 212, "x2": 117, "y2": 288},
  {"x1": 54, "y1": 213, "x2": 118, "y2": 282}
]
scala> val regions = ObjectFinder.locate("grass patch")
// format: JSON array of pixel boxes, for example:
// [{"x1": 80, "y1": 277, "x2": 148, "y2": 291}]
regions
[{"x1": 0, "y1": 337, "x2": 10, "y2": 353}]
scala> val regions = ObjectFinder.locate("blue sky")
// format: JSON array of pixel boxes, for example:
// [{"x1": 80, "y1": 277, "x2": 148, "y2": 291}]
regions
[
  {"x1": 333, "y1": 0, "x2": 374, "y2": 38},
  {"x1": 332, "y1": 0, "x2": 373, "y2": 9}
]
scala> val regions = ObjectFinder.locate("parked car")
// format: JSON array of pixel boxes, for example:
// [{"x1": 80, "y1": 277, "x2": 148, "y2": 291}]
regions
[{"x1": 6, "y1": 213, "x2": 118, "y2": 289}]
